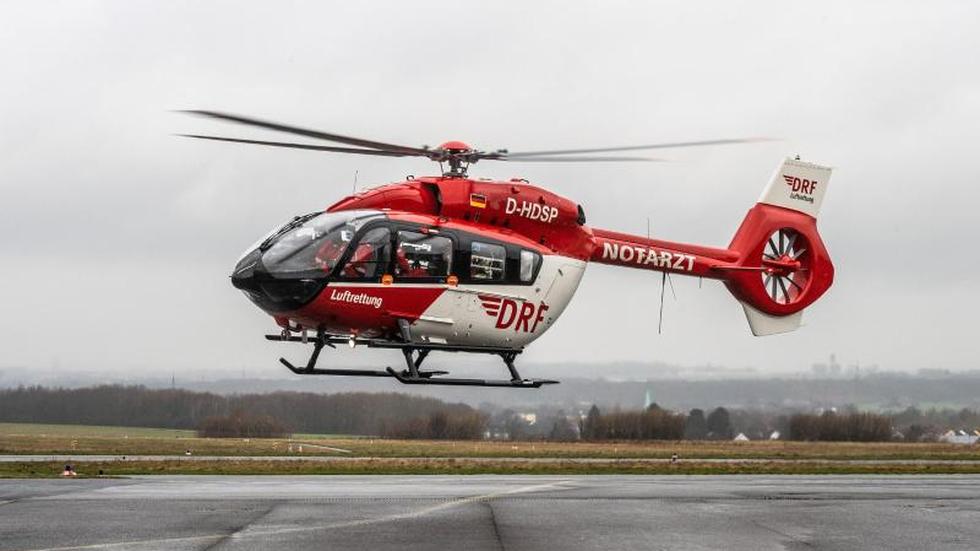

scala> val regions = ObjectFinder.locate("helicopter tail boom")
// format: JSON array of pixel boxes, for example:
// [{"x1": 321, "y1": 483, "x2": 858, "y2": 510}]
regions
[{"x1": 590, "y1": 157, "x2": 834, "y2": 336}]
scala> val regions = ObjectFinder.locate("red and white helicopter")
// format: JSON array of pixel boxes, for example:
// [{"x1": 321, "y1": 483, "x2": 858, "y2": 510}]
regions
[{"x1": 180, "y1": 111, "x2": 834, "y2": 388}]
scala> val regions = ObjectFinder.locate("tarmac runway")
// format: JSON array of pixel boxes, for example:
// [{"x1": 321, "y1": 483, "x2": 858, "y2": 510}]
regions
[{"x1": 1, "y1": 475, "x2": 978, "y2": 550}]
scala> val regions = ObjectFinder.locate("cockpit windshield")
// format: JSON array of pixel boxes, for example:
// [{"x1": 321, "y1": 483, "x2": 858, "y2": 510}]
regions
[{"x1": 259, "y1": 210, "x2": 383, "y2": 277}]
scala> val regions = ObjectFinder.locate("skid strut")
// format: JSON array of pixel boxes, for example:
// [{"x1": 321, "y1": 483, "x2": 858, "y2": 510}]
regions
[{"x1": 269, "y1": 332, "x2": 558, "y2": 388}]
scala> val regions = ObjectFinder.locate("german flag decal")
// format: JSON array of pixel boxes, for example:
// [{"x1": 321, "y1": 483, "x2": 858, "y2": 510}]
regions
[{"x1": 469, "y1": 193, "x2": 487, "y2": 209}]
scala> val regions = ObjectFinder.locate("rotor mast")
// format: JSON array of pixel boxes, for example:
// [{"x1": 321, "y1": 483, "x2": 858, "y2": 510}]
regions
[{"x1": 435, "y1": 140, "x2": 478, "y2": 177}]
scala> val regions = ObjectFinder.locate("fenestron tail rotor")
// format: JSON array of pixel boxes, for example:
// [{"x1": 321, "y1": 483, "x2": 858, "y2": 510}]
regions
[{"x1": 761, "y1": 228, "x2": 809, "y2": 305}]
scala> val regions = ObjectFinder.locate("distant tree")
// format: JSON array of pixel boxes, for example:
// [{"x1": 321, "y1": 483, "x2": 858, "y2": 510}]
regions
[
  {"x1": 380, "y1": 409, "x2": 487, "y2": 440},
  {"x1": 904, "y1": 424, "x2": 930, "y2": 443},
  {"x1": 505, "y1": 412, "x2": 530, "y2": 441},
  {"x1": 0, "y1": 385, "x2": 484, "y2": 437},
  {"x1": 706, "y1": 407, "x2": 733, "y2": 440},
  {"x1": 548, "y1": 410, "x2": 578, "y2": 441},
  {"x1": 581, "y1": 405, "x2": 602, "y2": 440},
  {"x1": 684, "y1": 409, "x2": 708, "y2": 440},
  {"x1": 381, "y1": 417, "x2": 427, "y2": 439},
  {"x1": 788, "y1": 411, "x2": 891, "y2": 442},
  {"x1": 642, "y1": 407, "x2": 685, "y2": 440},
  {"x1": 427, "y1": 411, "x2": 449, "y2": 439},
  {"x1": 892, "y1": 406, "x2": 922, "y2": 427},
  {"x1": 447, "y1": 411, "x2": 488, "y2": 439},
  {"x1": 581, "y1": 406, "x2": 683, "y2": 441}
]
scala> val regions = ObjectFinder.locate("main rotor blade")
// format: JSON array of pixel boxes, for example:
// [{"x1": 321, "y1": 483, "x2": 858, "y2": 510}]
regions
[
  {"x1": 503, "y1": 137, "x2": 773, "y2": 158},
  {"x1": 176, "y1": 134, "x2": 412, "y2": 157},
  {"x1": 179, "y1": 110, "x2": 432, "y2": 156},
  {"x1": 488, "y1": 155, "x2": 660, "y2": 162}
]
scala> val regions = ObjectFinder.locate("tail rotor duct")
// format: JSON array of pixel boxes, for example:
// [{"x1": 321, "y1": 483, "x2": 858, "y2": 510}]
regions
[{"x1": 761, "y1": 228, "x2": 809, "y2": 305}]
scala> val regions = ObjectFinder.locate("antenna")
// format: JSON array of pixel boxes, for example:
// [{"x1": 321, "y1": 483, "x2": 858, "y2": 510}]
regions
[
  {"x1": 352, "y1": 170, "x2": 359, "y2": 194},
  {"x1": 657, "y1": 272, "x2": 668, "y2": 334},
  {"x1": 649, "y1": 215, "x2": 670, "y2": 334},
  {"x1": 649, "y1": 213, "x2": 676, "y2": 334}
]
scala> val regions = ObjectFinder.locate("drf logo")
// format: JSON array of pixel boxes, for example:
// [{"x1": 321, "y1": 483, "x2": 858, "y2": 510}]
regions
[
  {"x1": 782, "y1": 175, "x2": 818, "y2": 195},
  {"x1": 479, "y1": 295, "x2": 549, "y2": 333}
]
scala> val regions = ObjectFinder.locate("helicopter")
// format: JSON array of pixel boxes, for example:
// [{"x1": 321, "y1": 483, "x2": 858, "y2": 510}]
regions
[{"x1": 179, "y1": 111, "x2": 834, "y2": 388}]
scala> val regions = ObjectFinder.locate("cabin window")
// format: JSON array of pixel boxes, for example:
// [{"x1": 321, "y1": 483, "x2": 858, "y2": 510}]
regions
[
  {"x1": 520, "y1": 250, "x2": 541, "y2": 282},
  {"x1": 395, "y1": 231, "x2": 453, "y2": 278},
  {"x1": 470, "y1": 242, "x2": 506, "y2": 281},
  {"x1": 339, "y1": 226, "x2": 391, "y2": 279}
]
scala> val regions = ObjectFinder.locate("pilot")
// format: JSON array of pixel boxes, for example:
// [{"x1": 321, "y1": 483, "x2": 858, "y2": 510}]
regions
[
  {"x1": 342, "y1": 242, "x2": 377, "y2": 278},
  {"x1": 314, "y1": 236, "x2": 348, "y2": 272},
  {"x1": 395, "y1": 246, "x2": 430, "y2": 278}
]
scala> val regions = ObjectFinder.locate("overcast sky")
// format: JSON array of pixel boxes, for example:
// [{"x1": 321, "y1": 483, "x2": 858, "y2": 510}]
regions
[{"x1": 1, "y1": 1, "x2": 978, "y2": 380}]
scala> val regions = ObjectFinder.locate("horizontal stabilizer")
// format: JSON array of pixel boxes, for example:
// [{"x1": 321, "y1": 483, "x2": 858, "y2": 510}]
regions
[{"x1": 740, "y1": 301, "x2": 802, "y2": 336}]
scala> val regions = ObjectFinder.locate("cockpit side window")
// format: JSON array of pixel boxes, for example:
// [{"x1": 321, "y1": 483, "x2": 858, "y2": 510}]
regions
[
  {"x1": 470, "y1": 241, "x2": 506, "y2": 281},
  {"x1": 262, "y1": 221, "x2": 352, "y2": 276},
  {"x1": 257, "y1": 210, "x2": 383, "y2": 279},
  {"x1": 520, "y1": 250, "x2": 541, "y2": 283},
  {"x1": 339, "y1": 226, "x2": 391, "y2": 279},
  {"x1": 395, "y1": 231, "x2": 453, "y2": 279},
  {"x1": 449, "y1": 230, "x2": 543, "y2": 286}
]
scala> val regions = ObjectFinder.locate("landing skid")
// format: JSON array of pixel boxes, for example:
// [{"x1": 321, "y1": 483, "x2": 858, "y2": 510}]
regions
[{"x1": 267, "y1": 332, "x2": 558, "y2": 389}]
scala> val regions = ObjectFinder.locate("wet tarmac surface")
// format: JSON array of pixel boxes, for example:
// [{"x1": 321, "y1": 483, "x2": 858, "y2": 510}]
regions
[{"x1": 1, "y1": 475, "x2": 978, "y2": 550}]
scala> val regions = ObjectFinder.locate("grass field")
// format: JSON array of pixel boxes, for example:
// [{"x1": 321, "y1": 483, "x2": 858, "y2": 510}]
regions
[
  {"x1": 2, "y1": 422, "x2": 979, "y2": 477},
  {"x1": 0, "y1": 422, "x2": 196, "y2": 439},
  {"x1": 0, "y1": 422, "x2": 349, "y2": 440},
  {"x1": 4, "y1": 459, "x2": 980, "y2": 478}
]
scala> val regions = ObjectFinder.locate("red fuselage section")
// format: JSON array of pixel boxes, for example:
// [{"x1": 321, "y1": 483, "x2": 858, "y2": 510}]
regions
[{"x1": 327, "y1": 176, "x2": 595, "y2": 261}]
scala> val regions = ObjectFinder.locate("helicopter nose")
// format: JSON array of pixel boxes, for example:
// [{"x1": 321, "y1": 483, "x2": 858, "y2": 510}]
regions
[
  {"x1": 230, "y1": 248, "x2": 326, "y2": 312},
  {"x1": 231, "y1": 249, "x2": 261, "y2": 291}
]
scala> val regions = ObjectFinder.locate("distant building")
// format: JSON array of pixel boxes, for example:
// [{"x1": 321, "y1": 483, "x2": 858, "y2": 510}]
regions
[
  {"x1": 811, "y1": 354, "x2": 842, "y2": 378},
  {"x1": 518, "y1": 413, "x2": 537, "y2": 425},
  {"x1": 769, "y1": 431, "x2": 781, "y2": 440},
  {"x1": 939, "y1": 430, "x2": 979, "y2": 445},
  {"x1": 733, "y1": 433, "x2": 750, "y2": 442}
]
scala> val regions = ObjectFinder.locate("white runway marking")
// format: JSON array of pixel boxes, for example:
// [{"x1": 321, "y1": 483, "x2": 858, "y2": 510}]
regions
[
  {"x1": 11, "y1": 534, "x2": 226, "y2": 551},
  {"x1": 288, "y1": 442, "x2": 352, "y2": 454},
  {"x1": 224, "y1": 479, "x2": 574, "y2": 541}
]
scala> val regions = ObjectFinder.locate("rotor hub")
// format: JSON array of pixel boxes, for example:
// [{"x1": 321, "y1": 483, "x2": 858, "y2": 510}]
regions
[
  {"x1": 434, "y1": 141, "x2": 477, "y2": 177},
  {"x1": 438, "y1": 140, "x2": 472, "y2": 153}
]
